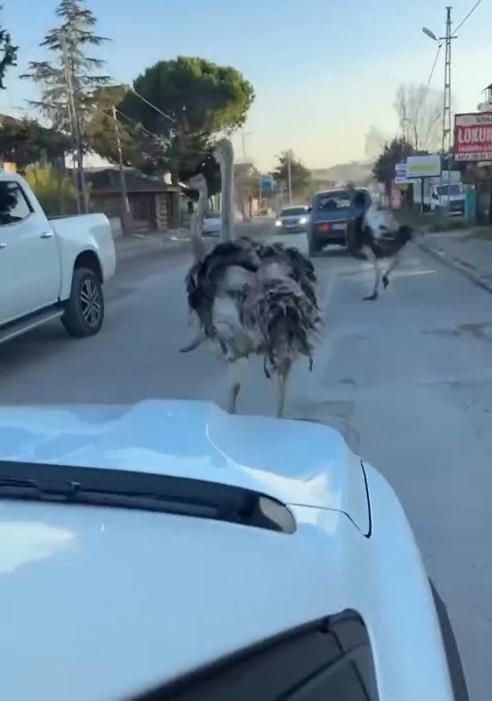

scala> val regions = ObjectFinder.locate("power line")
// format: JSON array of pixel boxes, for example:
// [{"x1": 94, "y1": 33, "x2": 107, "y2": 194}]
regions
[
  {"x1": 112, "y1": 106, "x2": 214, "y2": 161},
  {"x1": 128, "y1": 87, "x2": 176, "y2": 125},
  {"x1": 455, "y1": 0, "x2": 483, "y2": 33},
  {"x1": 427, "y1": 43, "x2": 443, "y2": 86}
]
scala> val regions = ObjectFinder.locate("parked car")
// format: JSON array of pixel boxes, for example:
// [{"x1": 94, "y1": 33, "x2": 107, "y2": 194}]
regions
[
  {"x1": 0, "y1": 172, "x2": 115, "y2": 343},
  {"x1": 430, "y1": 184, "x2": 465, "y2": 216},
  {"x1": 203, "y1": 211, "x2": 221, "y2": 237},
  {"x1": 0, "y1": 399, "x2": 462, "y2": 701},
  {"x1": 307, "y1": 188, "x2": 371, "y2": 256},
  {"x1": 275, "y1": 205, "x2": 310, "y2": 233}
]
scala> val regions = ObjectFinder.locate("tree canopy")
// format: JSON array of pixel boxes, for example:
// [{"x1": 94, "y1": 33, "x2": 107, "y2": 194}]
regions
[
  {"x1": 0, "y1": 5, "x2": 17, "y2": 89},
  {"x1": 22, "y1": 0, "x2": 109, "y2": 134},
  {"x1": 0, "y1": 117, "x2": 69, "y2": 169},
  {"x1": 372, "y1": 138, "x2": 422, "y2": 193},
  {"x1": 119, "y1": 56, "x2": 255, "y2": 181},
  {"x1": 272, "y1": 150, "x2": 311, "y2": 199}
]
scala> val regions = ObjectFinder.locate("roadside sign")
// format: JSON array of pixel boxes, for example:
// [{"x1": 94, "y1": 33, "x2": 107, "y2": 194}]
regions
[
  {"x1": 406, "y1": 155, "x2": 441, "y2": 178},
  {"x1": 395, "y1": 162, "x2": 407, "y2": 178},
  {"x1": 260, "y1": 175, "x2": 274, "y2": 191},
  {"x1": 454, "y1": 112, "x2": 492, "y2": 161}
]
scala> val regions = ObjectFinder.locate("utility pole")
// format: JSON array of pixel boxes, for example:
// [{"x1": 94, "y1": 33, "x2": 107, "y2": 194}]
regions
[
  {"x1": 62, "y1": 32, "x2": 88, "y2": 213},
  {"x1": 241, "y1": 131, "x2": 252, "y2": 161},
  {"x1": 442, "y1": 6, "x2": 454, "y2": 208},
  {"x1": 287, "y1": 149, "x2": 293, "y2": 204},
  {"x1": 111, "y1": 106, "x2": 132, "y2": 233}
]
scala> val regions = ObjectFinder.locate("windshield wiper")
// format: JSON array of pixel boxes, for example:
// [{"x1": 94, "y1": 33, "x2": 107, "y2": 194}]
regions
[{"x1": 0, "y1": 461, "x2": 296, "y2": 534}]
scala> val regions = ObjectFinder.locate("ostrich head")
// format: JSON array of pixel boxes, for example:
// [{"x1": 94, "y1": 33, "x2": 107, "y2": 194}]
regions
[{"x1": 213, "y1": 138, "x2": 234, "y2": 168}]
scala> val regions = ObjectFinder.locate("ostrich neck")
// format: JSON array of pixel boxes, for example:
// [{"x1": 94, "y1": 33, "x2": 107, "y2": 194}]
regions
[
  {"x1": 191, "y1": 178, "x2": 208, "y2": 261},
  {"x1": 220, "y1": 154, "x2": 234, "y2": 242}
]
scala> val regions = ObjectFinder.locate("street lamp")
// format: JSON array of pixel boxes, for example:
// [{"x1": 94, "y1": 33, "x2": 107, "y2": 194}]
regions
[{"x1": 422, "y1": 26, "x2": 438, "y2": 41}]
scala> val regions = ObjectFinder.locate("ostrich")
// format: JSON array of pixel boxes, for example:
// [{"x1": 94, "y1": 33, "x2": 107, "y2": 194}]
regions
[
  {"x1": 180, "y1": 138, "x2": 320, "y2": 417},
  {"x1": 353, "y1": 202, "x2": 413, "y2": 301}
]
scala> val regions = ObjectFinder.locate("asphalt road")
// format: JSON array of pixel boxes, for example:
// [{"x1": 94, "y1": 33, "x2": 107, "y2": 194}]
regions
[{"x1": 1, "y1": 221, "x2": 491, "y2": 699}]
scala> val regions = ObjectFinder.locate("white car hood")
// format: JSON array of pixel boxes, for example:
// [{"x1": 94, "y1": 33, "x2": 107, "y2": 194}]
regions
[{"x1": 0, "y1": 399, "x2": 369, "y2": 534}]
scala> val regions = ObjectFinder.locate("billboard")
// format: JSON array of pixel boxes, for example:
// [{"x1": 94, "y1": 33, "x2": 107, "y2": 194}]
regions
[
  {"x1": 454, "y1": 112, "x2": 492, "y2": 161},
  {"x1": 406, "y1": 155, "x2": 441, "y2": 178}
]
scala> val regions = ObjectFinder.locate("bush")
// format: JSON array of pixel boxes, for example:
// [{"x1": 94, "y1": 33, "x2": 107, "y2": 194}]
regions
[{"x1": 24, "y1": 166, "x2": 80, "y2": 217}]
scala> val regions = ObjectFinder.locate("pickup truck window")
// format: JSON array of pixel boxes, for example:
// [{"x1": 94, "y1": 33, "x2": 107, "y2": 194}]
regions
[{"x1": 0, "y1": 182, "x2": 33, "y2": 225}]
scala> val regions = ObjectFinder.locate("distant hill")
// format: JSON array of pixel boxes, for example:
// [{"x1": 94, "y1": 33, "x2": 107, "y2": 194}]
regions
[{"x1": 311, "y1": 160, "x2": 375, "y2": 188}]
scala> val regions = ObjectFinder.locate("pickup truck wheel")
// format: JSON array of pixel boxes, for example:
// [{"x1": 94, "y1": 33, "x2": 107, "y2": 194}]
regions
[{"x1": 62, "y1": 267, "x2": 104, "y2": 338}]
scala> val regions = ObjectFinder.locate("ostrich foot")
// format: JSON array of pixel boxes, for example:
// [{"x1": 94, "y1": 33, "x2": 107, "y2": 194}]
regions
[
  {"x1": 382, "y1": 275, "x2": 390, "y2": 289},
  {"x1": 363, "y1": 291, "x2": 378, "y2": 301}
]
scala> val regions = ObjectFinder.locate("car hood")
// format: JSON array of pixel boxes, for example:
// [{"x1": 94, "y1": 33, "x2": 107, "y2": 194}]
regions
[
  {"x1": 0, "y1": 401, "x2": 372, "y2": 701},
  {"x1": 0, "y1": 399, "x2": 369, "y2": 534}
]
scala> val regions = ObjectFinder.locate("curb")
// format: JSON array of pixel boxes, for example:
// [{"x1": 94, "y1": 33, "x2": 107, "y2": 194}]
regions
[{"x1": 416, "y1": 238, "x2": 492, "y2": 295}]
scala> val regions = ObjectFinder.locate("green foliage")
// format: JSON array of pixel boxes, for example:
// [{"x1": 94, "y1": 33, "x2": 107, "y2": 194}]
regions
[
  {"x1": 86, "y1": 85, "x2": 167, "y2": 172},
  {"x1": 272, "y1": 151, "x2": 311, "y2": 199},
  {"x1": 0, "y1": 117, "x2": 69, "y2": 168},
  {"x1": 25, "y1": 165, "x2": 79, "y2": 216},
  {"x1": 22, "y1": 0, "x2": 109, "y2": 135},
  {"x1": 0, "y1": 5, "x2": 17, "y2": 89},
  {"x1": 373, "y1": 138, "x2": 419, "y2": 193},
  {"x1": 119, "y1": 56, "x2": 255, "y2": 180}
]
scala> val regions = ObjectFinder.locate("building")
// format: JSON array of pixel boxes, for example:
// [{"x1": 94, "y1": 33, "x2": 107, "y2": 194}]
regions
[{"x1": 85, "y1": 168, "x2": 181, "y2": 233}]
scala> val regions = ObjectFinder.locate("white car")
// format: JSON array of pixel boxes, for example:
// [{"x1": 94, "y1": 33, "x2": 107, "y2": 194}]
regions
[
  {"x1": 202, "y1": 212, "x2": 221, "y2": 237},
  {"x1": 0, "y1": 172, "x2": 115, "y2": 343},
  {"x1": 275, "y1": 205, "x2": 310, "y2": 233},
  {"x1": 0, "y1": 400, "x2": 463, "y2": 701},
  {"x1": 430, "y1": 184, "x2": 465, "y2": 216}
]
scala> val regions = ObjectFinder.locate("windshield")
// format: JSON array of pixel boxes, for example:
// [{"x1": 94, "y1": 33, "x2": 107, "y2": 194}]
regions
[
  {"x1": 280, "y1": 207, "x2": 307, "y2": 216},
  {"x1": 437, "y1": 184, "x2": 463, "y2": 196},
  {"x1": 315, "y1": 192, "x2": 352, "y2": 210}
]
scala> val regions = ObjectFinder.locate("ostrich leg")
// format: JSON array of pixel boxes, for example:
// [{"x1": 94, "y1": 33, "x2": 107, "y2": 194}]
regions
[
  {"x1": 276, "y1": 360, "x2": 292, "y2": 418},
  {"x1": 226, "y1": 358, "x2": 247, "y2": 414},
  {"x1": 361, "y1": 245, "x2": 380, "y2": 301},
  {"x1": 382, "y1": 253, "x2": 400, "y2": 289}
]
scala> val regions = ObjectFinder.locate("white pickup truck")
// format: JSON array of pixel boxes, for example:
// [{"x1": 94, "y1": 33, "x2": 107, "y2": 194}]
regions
[{"x1": 0, "y1": 171, "x2": 115, "y2": 343}]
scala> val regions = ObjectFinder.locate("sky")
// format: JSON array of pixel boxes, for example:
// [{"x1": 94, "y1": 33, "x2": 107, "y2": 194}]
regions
[{"x1": 1, "y1": 0, "x2": 491, "y2": 170}]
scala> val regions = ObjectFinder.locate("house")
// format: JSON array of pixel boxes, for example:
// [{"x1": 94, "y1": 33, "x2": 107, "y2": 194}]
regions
[{"x1": 85, "y1": 168, "x2": 181, "y2": 233}]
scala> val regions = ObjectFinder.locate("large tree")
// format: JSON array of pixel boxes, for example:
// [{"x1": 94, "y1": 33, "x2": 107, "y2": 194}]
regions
[
  {"x1": 119, "y1": 56, "x2": 255, "y2": 182},
  {"x1": 0, "y1": 116, "x2": 69, "y2": 169},
  {"x1": 394, "y1": 84, "x2": 442, "y2": 152},
  {"x1": 0, "y1": 5, "x2": 17, "y2": 89},
  {"x1": 22, "y1": 0, "x2": 110, "y2": 210},
  {"x1": 273, "y1": 150, "x2": 311, "y2": 199},
  {"x1": 373, "y1": 137, "x2": 418, "y2": 194},
  {"x1": 87, "y1": 85, "x2": 173, "y2": 173}
]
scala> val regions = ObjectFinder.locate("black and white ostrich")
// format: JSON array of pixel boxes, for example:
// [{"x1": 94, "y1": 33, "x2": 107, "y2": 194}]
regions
[
  {"x1": 180, "y1": 138, "x2": 320, "y2": 417},
  {"x1": 353, "y1": 202, "x2": 413, "y2": 301}
]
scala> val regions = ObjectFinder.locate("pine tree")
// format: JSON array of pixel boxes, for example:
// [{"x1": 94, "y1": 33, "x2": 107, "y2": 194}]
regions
[
  {"x1": 22, "y1": 0, "x2": 109, "y2": 210},
  {"x1": 0, "y1": 5, "x2": 17, "y2": 89}
]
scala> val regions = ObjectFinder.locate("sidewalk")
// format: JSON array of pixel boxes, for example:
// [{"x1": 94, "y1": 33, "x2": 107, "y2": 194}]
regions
[
  {"x1": 114, "y1": 228, "x2": 191, "y2": 260},
  {"x1": 417, "y1": 228, "x2": 492, "y2": 293}
]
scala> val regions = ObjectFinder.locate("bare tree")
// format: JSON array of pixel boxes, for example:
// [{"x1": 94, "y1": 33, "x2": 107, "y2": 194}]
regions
[{"x1": 394, "y1": 84, "x2": 442, "y2": 152}]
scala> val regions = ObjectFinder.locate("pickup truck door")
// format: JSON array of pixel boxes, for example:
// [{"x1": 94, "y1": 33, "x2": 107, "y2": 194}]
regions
[{"x1": 0, "y1": 180, "x2": 60, "y2": 324}]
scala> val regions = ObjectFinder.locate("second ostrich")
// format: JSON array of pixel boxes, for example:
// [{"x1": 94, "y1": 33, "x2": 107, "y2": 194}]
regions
[{"x1": 181, "y1": 139, "x2": 321, "y2": 417}]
